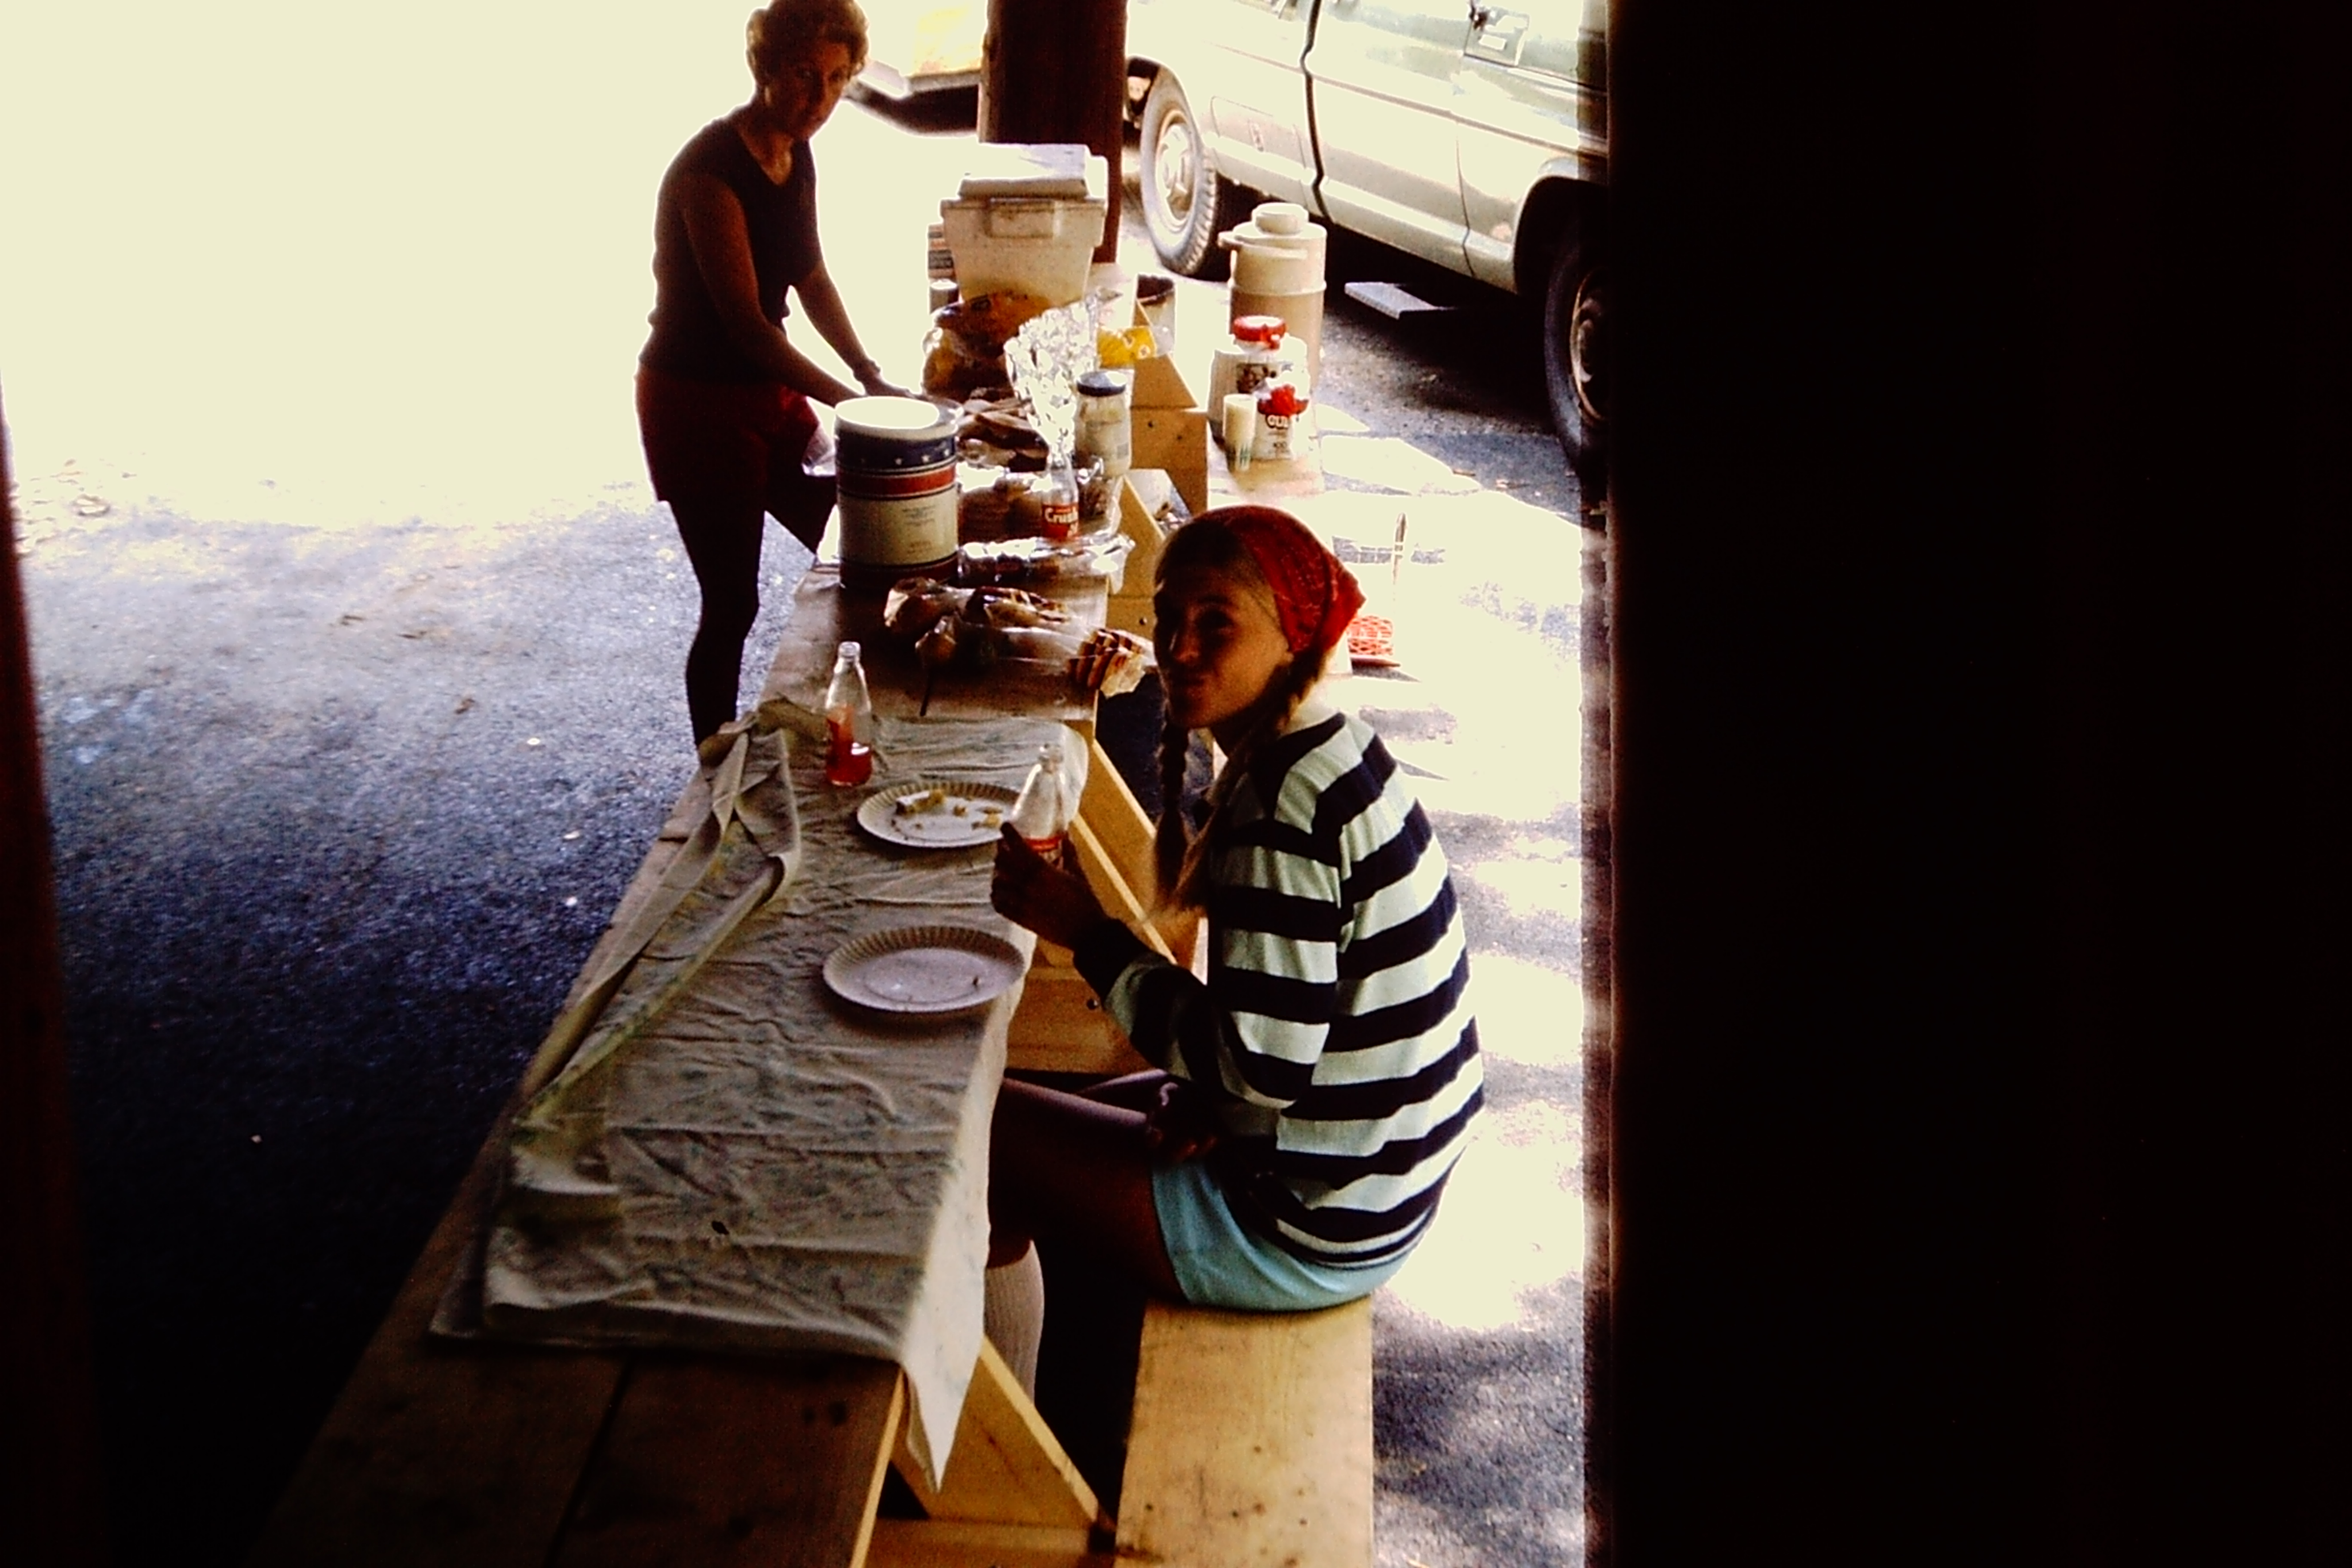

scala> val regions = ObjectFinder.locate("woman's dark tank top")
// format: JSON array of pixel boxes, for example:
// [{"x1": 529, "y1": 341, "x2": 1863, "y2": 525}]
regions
[{"x1": 641, "y1": 118, "x2": 821, "y2": 384}]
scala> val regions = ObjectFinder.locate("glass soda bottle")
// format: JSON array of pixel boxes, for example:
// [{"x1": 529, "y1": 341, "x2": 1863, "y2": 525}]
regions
[
  {"x1": 823, "y1": 640, "x2": 874, "y2": 786},
  {"x1": 1009, "y1": 743, "x2": 1070, "y2": 857},
  {"x1": 1039, "y1": 456, "x2": 1080, "y2": 542}
]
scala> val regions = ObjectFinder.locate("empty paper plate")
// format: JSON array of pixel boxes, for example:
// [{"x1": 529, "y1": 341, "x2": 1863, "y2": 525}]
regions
[{"x1": 822, "y1": 924, "x2": 1025, "y2": 1015}]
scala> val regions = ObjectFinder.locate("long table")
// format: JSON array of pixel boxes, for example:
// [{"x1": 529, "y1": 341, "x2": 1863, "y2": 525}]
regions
[{"x1": 246, "y1": 566, "x2": 1164, "y2": 1568}]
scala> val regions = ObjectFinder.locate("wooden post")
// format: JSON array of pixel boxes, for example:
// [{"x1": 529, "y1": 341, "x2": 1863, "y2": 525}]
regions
[
  {"x1": 0, "y1": 392, "x2": 112, "y2": 1565},
  {"x1": 979, "y1": 0, "x2": 1128, "y2": 262}
]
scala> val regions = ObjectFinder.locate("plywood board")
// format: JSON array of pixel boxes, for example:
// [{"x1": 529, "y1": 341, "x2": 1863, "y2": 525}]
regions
[
  {"x1": 552, "y1": 1357, "x2": 902, "y2": 1568},
  {"x1": 1006, "y1": 961, "x2": 1149, "y2": 1076}
]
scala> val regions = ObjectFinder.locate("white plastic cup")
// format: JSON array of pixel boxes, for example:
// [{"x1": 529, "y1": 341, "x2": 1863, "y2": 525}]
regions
[{"x1": 1222, "y1": 393, "x2": 1257, "y2": 467}]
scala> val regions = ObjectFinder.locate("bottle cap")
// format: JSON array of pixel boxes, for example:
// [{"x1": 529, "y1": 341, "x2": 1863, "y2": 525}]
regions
[
  {"x1": 1076, "y1": 368, "x2": 1129, "y2": 397},
  {"x1": 1231, "y1": 314, "x2": 1287, "y2": 346},
  {"x1": 838, "y1": 640, "x2": 861, "y2": 660},
  {"x1": 1250, "y1": 201, "x2": 1310, "y2": 236}
]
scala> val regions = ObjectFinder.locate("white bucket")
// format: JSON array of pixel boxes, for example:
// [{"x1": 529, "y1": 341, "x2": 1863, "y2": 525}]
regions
[{"x1": 835, "y1": 397, "x2": 959, "y2": 590}]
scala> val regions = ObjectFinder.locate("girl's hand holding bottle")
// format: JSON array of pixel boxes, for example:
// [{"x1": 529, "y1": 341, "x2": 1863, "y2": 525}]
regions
[{"x1": 990, "y1": 825, "x2": 1109, "y2": 949}]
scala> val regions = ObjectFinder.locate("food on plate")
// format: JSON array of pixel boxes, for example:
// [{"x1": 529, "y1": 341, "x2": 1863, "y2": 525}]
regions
[
  {"x1": 888, "y1": 786, "x2": 1007, "y2": 827},
  {"x1": 892, "y1": 786, "x2": 951, "y2": 818},
  {"x1": 1069, "y1": 627, "x2": 1151, "y2": 696},
  {"x1": 950, "y1": 397, "x2": 1048, "y2": 472}
]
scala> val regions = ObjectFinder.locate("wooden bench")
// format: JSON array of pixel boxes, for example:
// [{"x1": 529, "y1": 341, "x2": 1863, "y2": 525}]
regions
[{"x1": 1112, "y1": 1297, "x2": 1376, "y2": 1568}]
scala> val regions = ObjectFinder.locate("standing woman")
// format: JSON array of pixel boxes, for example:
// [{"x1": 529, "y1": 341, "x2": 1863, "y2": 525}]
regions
[
  {"x1": 989, "y1": 507, "x2": 1485, "y2": 1311},
  {"x1": 637, "y1": 0, "x2": 903, "y2": 744}
]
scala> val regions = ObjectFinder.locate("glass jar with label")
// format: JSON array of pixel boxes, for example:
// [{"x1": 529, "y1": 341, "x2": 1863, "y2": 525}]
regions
[{"x1": 1074, "y1": 368, "x2": 1132, "y2": 513}]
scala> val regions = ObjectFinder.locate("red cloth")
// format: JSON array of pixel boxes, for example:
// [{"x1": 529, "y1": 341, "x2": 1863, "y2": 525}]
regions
[{"x1": 1197, "y1": 506, "x2": 1366, "y2": 657}]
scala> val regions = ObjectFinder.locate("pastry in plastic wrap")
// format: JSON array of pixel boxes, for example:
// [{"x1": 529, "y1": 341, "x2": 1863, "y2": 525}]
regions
[
  {"x1": 951, "y1": 536, "x2": 1133, "y2": 589},
  {"x1": 919, "y1": 291, "x2": 1054, "y2": 399},
  {"x1": 882, "y1": 577, "x2": 1149, "y2": 696}
]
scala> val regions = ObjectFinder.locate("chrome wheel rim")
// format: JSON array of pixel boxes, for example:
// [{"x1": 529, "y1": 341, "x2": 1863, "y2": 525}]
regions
[
  {"x1": 1569, "y1": 268, "x2": 1606, "y2": 426},
  {"x1": 1151, "y1": 113, "x2": 1199, "y2": 233}
]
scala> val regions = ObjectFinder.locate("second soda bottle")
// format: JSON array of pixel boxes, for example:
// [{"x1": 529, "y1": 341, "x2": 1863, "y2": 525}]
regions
[{"x1": 1009, "y1": 743, "x2": 1071, "y2": 856}]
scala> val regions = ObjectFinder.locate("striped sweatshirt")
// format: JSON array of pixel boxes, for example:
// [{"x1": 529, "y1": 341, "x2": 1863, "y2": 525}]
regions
[{"x1": 1072, "y1": 703, "x2": 1483, "y2": 1267}]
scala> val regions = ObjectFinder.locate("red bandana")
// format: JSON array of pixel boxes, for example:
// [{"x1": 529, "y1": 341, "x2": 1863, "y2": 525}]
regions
[{"x1": 1199, "y1": 506, "x2": 1366, "y2": 657}]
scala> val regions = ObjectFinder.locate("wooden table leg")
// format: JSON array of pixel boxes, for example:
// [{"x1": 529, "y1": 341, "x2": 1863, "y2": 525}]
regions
[{"x1": 871, "y1": 1340, "x2": 1111, "y2": 1568}]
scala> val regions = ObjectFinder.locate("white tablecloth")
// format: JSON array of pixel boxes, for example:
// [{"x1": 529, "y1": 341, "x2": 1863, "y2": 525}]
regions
[{"x1": 465, "y1": 706, "x2": 1072, "y2": 1491}]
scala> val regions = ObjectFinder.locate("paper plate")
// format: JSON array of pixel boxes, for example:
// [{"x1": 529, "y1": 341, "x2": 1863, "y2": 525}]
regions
[
  {"x1": 822, "y1": 925, "x2": 1026, "y2": 1015},
  {"x1": 856, "y1": 778, "x2": 1019, "y2": 849}
]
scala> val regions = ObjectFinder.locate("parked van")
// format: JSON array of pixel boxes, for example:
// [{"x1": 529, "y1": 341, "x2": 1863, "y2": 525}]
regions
[{"x1": 1125, "y1": 0, "x2": 1608, "y2": 488}]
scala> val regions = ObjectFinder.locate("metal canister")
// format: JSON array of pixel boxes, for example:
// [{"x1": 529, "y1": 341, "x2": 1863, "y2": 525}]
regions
[{"x1": 834, "y1": 396, "x2": 959, "y2": 590}]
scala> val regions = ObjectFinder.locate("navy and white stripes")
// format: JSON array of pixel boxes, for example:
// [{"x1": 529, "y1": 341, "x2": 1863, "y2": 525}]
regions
[{"x1": 1073, "y1": 704, "x2": 1483, "y2": 1267}]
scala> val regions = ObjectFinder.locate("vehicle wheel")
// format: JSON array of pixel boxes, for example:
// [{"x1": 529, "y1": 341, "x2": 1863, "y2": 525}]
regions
[
  {"x1": 1543, "y1": 234, "x2": 1608, "y2": 493},
  {"x1": 1140, "y1": 70, "x2": 1250, "y2": 279}
]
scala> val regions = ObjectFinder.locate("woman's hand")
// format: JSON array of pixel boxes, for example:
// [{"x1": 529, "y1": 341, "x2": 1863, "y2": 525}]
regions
[
  {"x1": 855, "y1": 364, "x2": 916, "y2": 399},
  {"x1": 991, "y1": 825, "x2": 1111, "y2": 949}
]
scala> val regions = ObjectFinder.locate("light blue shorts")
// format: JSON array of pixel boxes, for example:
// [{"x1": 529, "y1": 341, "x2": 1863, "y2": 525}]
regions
[{"x1": 1150, "y1": 1158, "x2": 1410, "y2": 1311}]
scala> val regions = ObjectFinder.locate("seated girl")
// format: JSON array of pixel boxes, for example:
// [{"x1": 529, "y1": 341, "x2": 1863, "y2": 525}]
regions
[{"x1": 986, "y1": 506, "x2": 1484, "y2": 1317}]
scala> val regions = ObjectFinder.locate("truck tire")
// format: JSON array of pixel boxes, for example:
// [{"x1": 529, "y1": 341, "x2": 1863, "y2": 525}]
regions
[
  {"x1": 1543, "y1": 234, "x2": 1608, "y2": 493},
  {"x1": 1140, "y1": 70, "x2": 1250, "y2": 279}
]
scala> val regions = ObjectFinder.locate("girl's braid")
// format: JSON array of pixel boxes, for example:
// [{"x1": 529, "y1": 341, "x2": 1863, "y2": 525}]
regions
[
  {"x1": 1157, "y1": 646, "x2": 1326, "y2": 912},
  {"x1": 1153, "y1": 711, "x2": 1194, "y2": 898}
]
